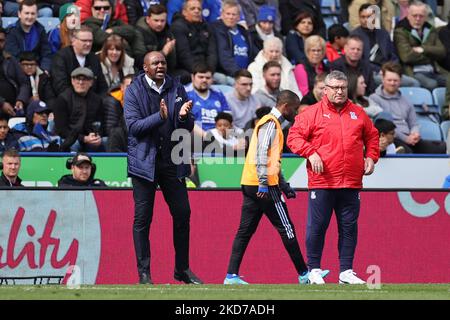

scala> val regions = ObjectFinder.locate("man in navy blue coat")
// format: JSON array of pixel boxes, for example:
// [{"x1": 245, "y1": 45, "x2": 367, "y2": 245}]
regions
[{"x1": 124, "y1": 51, "x2": 203, "y2": 285}]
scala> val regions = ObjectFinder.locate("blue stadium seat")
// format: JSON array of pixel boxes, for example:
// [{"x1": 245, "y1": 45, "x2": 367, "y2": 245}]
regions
[
  {"x1": 2, "y1": 17, "x2": 18, "y2": 29},
  {"x1": 432, "y1": 87, "x2": 446, "y2": 116},
  {"x1": 441, "y1": 120, "x2": 450, "y2": 142},
  {"x1": 399, "y1": 87, "x2": 433, "y2": 105},
  {"x1": 37, "y1": 17, "x2": 60, "y2": 33},
  {"x1": 417, "y1": 115, "x2": 443, "y2": 141},
  {"x1": 211, "y1": 84, "x2": 233, "y2": 95},
  {"x1": 321, "y1": 0, "x2": 341, "y2": 15}
]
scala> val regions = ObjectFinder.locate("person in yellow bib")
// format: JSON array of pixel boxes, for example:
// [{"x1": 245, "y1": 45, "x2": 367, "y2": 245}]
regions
[{"x1": 224, "y1": 90, "x2": 329, "y2": 285}]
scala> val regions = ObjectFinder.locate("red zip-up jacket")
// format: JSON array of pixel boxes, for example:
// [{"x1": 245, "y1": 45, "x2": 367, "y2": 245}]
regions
[{"x1": 287, "y1": 96, "x2": 380, "y2": 189}]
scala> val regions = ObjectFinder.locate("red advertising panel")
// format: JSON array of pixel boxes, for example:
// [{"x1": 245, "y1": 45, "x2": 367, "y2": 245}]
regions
[{"x1": 1, "y1": 190, "x2": 449, "y2": 284}]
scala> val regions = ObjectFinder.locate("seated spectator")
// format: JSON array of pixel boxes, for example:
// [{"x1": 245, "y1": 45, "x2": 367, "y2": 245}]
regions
[
  {"x1": 125, "y1": 0, "x2": 161, "y2": 26},
  {"x1": 19, "y1": 51, "x2": 55, "y2": 106},
  {"x1": 348, "y1": 0, "x2": 395, "y2": 33},
  {"x1": 285, "y1": 11, "x2": 317, "y2": 65},
  {"x1": 249, "y1": 37, "x2": 302, "y2": 99},
  {"x1": 0, "y1": 27, "x2": 31, "y2": 118},
  {"x1": 136, "y1": 4, "x2": 177, "y2": 74},
  {"x1": 279, "y1": 0, "x2": 326, "y2": 37},
  {"x1": 326, "y1": 24, "x2": 348, "y2": 63},
  {"x1": 254, "y1": 60, "x2": 282, "y2": 108},
  {"x1": 187, "y1": 63, "x2": 231, "y2": 138},
  {"x1": 394, "y1": 0, "x2": 447, "y2": 91},
  {"x1": 53, "y1": 67, "x2": 106, "y2": 152},
  {"x1": 104, "y1": 74, "x2": 133, "y2": 152},
  {"x1": 51, "y1": 25, "x2": 108, "y2": 96},
  {"x1": 369, "y1": 61, "x2": 446, "y2": 154},
  {"x1": 331, "y1": 35, "x2": 377, "y2": 95},
  {"x1": 293, "y1": 35, "x2": 329, "y2": 97},
  {"x1": 166, "y1": 0, "x2": 227, "y2": 25},
  {"x1": 248, "y1": 5, "x2": 282, "y2": 53},
  {"x1": 299, "y1": 72, "x2": 326, "y2": 111},
  {"x1": 211, "y1": 0, "x2": 255, "y2": 86},
  {"x1": 393, "y1": 0, "x2": 410, "y2": 21},
  {"x1": 239, "y1": 0, "x2": 282, "y2": 33},
  {"x1": 0, "y1": 148, "x2": 23, "y2": 186},
  {"x1": 352, "y1": 3, "x2": 420, "y2": 87},
  {"x1": 83, "y1": 0, "x2": 146, "y2": 59},
  {"x1": 437, "y1": 11, "x2": 450, "y2": 72},
  {"x1": 348, "y1": 73, "x2": 383, "y2": 119},
  {"x1": 12, "y1": 100, "x2": 61, "y2": 151},
  {"x1": 444, "y1": 73, "x2": 450, "y2": 121},
  {"x1": 3, "y1": 0, "x2": 53, "y2": 18},
  {"x1": 58, "y1": 152, "x2": 106, "y2": 187},
  {"x1": 0, "y1": 114, "x2": 19, "y2": 152},
  {"x1": 5, "y1": 0, "x2": 52, "y2": 72},
  {"x1": 203, "y1": 112, "x2": 246, "y2": 156},
  {"x1": 225, "y1": 69, "x2": 261, "y2": 129},
  {"x1": 48, "y1": 3, "x2": 80, "y2": 54},
  {"x1": 97, "y1": 34, "x2": 135, "y2": 91},
  {"x1": 75, "y1": 0, "x2": 128, "y2": 24},
  {"x1": 243, "y1": 105, "x2": 271, "y2": 131},
  {"x1": 374, "y1": 117, "x2": 401, "y2": 157},
  {"x1": 170, "y1": 0, "x2": 217, "y2": 84}
]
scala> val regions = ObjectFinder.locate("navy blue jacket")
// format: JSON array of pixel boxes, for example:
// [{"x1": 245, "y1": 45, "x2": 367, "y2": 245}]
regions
[
  {"x1": 5, "y1": 21, "x2": 52, "y2": 71},
  {"x1": 124, "y1": 73, "x2": 194, "y2": 182},
  {"x1": 351, "y1": 27, "x2": 399, "y2": 72},
  {"x1": 211, "y1": 19, "x2": 255, "y2": 76}
]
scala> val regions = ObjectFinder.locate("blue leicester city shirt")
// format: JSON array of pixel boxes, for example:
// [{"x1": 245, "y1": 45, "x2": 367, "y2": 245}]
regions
[
  {"x1": 188, "y1": 89, "x2": 231, "y2": 131},
  {"x1": 230, "y1": 28, "x2": 249, "y2": 69}
]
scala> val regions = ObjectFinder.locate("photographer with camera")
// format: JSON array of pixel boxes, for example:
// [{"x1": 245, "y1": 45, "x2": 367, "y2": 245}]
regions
[
  {"x1": 58, "y1": 152, "x2": 106, "y2": 187},
  {"x1": 53, "y1": 67, "x2": 107, "y2": 152}
]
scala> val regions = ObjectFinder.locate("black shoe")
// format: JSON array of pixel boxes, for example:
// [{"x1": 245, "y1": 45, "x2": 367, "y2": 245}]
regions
[
  {"x1": 174, "y1": 269, "x2": 203, "y2": 284},
  {"x1": 139, "y1": 273, "x2": 153, "y2": 285}
]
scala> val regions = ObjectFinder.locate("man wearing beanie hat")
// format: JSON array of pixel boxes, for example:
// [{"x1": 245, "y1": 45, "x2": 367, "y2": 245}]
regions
[
  {"x1": 238, "y1": 0, "x2": 282, "y2": 33},
  {"x1": 249, "y1": 4, "x2": 282, "y2": 52}
]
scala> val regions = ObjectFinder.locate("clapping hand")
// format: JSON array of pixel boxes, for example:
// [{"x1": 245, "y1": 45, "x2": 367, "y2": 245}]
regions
[
  {"x1": 160, "y1": 99, "x2": 168, "y2": 120},
  {"x1": 179, "y1": 100, "x2": 193, "y2": 119}
]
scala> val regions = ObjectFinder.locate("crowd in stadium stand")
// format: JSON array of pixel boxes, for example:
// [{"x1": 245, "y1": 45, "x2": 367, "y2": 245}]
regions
[{"x1": 0, "y1": 0, "x2": 449, "y2": 155}]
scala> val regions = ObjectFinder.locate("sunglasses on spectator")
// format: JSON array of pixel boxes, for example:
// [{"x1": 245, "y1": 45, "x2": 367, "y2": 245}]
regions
[{"x1": 94, "y1": 5, "x2": 111, "y2": 11}]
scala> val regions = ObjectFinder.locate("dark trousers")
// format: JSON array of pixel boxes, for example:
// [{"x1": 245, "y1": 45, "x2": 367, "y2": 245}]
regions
[
  {"x1": 306, "y1": 189, "x2": 360, "y2": 272},
  {"x1": 394, "y1": 138, "x2": 446, "y2": 154},
  {"x1": 132, "y1": 157, "x2": 191, "y2": 276},
  {"x1": 227, "y1": 185, "x2": 307, "y2": 275}
]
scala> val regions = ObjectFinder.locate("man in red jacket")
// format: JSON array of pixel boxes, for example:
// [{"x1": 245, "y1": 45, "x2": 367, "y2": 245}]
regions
[{"x1": 287, "y1": 70, "x2": 379, "y2": 285}]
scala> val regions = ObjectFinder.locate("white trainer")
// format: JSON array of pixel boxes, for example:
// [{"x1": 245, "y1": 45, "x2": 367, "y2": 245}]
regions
[
  {"x1": 308, "y1": 268, "x2": 326, "y2": 284},
  {"x1": 339, "y1": 269, "x2": 366, "y2": 284}
]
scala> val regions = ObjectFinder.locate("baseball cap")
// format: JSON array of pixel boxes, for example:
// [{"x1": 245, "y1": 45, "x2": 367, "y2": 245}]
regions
[
  {"x1": 257, "y1": 5, "x2": 276, "y2": 23},
  {"x1": 72, "y1": 153, "x2": 93, "y2": 167},
  {"x1": 26, "y1": 100, "x2": 50, "y2": 120},
  {"x1": 71, "y1": 67, "x2": 94, "y2": 79},
  {"x1": 59, "y1": 3, "x2": 78, "y2": 22}
]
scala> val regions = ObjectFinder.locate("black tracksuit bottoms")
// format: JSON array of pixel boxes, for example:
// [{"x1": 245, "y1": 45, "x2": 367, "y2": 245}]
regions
[{"x1": 227, "y1": 185, "x2": 307, "y2": 275}]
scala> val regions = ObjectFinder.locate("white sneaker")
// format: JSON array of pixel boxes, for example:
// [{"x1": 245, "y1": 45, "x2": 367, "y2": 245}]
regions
[
  {"x1": 339, "y1": 269, "x2": 366, "y2": 284},
  {"x1": 308, "y1": 268, "x2": 326, "y2": 285}
]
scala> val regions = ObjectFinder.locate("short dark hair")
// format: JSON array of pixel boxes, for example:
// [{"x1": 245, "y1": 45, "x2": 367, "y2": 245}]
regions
[
  {"x1": 19, "y1": 51, "x2": 38, "y2": 62},
  {"x1": 234, "y1": 69, "x2": 252, "y2": 80},
  {"x1": 381, "y1": 61, "x2": 403, "y2": 77},
  {"x1": 359, "y1": 3, "x2": 374, "y2": 14},
  {"x1": 0, "y1": 114, "x2": 10, "y2": 123},
  {"x1": 148, "y1": 4, "x2": 167, "y2": 16},
  {"x1": 347, "y1": 34, "x2": 364, "y2": 44},
  {"x1": 262, "y1": 60, "x2": 281, "y2": 73},
  {"x1": 215, "y1": 112, "x2": 233, "y2": 124},
  {"x1": 374, "y1": 119, "x2": 396, "y2": 135},
  {"x1": 192, "y1": 62, "x2": 213, "y2": 75},
  {"x1": 0, "y1": 27, "x2": 6, "y2": 36},
  {"x1": 276, "y1": 90, "x2": 300, "y2": 106},
  {"x1": 327, "y1": 24, "x2": 349, "y2": 43},
  {"x1": 255, "y1": 106, "x2": 272, "y2": 119},
  {"x1": 19, "y1": 0, "x2": 37, "y2": 12}
]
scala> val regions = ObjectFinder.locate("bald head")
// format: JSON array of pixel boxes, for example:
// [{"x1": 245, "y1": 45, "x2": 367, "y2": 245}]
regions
[{"x1": 143, "y1": 51, "x2": 167, "y2": 84}]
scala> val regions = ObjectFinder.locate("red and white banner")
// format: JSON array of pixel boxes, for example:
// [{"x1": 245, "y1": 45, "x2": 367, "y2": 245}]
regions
[{"x1": 0, "y1": 190, "x2": 449, "y2": 284}]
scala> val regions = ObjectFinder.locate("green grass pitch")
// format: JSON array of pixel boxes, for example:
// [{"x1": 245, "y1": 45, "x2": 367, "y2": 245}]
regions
[{"x1": 0, "y1": 284, "x2": 448, "y2": 300}]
